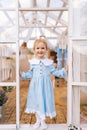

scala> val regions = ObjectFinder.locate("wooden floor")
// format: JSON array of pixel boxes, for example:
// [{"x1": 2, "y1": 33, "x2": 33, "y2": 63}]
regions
[{"x1": 0, "y1": 78, "x2": 67, "y2": 124}]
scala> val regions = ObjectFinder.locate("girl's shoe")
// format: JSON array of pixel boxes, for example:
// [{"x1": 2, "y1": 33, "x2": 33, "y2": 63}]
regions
[
  {"x1": 32, "y1": 121, "x2": 41, "y2": 129},
  {"x1": 32, "y1": 113, "x2": 41, "y2": 129},
  {"x1": 41, "y1": 121, "x2": 48, "y2": 130}
]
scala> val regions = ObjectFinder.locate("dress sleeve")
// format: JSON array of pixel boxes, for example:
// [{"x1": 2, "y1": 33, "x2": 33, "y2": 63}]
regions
[
  {"x1": 54, "y1": 47, "x2": 59, "y2": 53},
  {"x1": 50, "y1": 64, "x2": 67, "y2": 78},
  {"x1": 21, "y1": 65, "x2": 33, "y2": 79}
]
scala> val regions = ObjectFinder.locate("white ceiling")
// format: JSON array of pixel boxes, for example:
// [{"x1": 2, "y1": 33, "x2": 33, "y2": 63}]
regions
[{"x1": 0, "y1": 0, "x2": 68, "y2": 49}]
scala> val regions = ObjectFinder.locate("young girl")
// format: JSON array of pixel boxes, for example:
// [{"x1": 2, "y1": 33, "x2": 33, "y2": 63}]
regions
[{"x1": 20, "y1": 39, "x2": 67, "y2": 130}]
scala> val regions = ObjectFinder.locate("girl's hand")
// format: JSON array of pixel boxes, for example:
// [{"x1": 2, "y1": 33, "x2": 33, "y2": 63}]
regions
[
  {"x1": 19, "y1": 70, "x2": 22, "y2": 77},
  {"x1": 65, "y1": 64, "x2": 68, "y2": 72}
]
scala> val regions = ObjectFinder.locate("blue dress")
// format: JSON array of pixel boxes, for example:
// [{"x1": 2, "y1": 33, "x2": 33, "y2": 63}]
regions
[
  {"x1": 54, "y1": 47, "x2": 67, "y2": 70},
  {"x1": 21, "y1": 58, "x2": 66, "y2": 120}
]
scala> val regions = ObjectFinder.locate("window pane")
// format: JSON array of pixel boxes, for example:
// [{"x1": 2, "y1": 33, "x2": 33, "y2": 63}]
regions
[
  {"x1": 0, "y1": 0, "x2": 16, "y2": 8},
  {"x1": 72, "y1": 40, "x2": 87, "y2": 82},
  {"x1": 0, "y1": 86, "x2": 16, "y2": 124},
  {"x1": 79, "y1": 1, "x2": 87, "y2": 36},
  {"x1": 80, "y1": 86, "x2": 87, "y2": 124},
  {"x1": 0, "y1": 44, "x2": 16, "y2": 82}
]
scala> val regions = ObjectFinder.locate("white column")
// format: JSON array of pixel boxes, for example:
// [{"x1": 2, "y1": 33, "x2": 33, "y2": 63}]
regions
[{"x1": 16, "y1": 0, "x2": 20, "y2": 129}]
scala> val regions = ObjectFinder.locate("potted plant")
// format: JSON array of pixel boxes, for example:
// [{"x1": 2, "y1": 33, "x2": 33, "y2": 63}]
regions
[
  {"x1": 68, "y1": 124, "x2": 82, "y2": 130},
  {"x1": 0, "y1": 88, "x2": 8, "y2": 119}
]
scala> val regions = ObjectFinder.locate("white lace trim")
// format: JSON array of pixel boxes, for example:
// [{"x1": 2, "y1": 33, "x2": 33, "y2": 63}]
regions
[
  {"x1": 29, "y1": 58, "x2": 53, "y2": 66},
  {"x1": 25, "y1": 108, "x2": 56, "y2": 120}
]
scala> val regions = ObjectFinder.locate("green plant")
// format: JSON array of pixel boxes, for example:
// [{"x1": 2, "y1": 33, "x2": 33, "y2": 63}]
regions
[
  {"x1": 0, "y1": 89, "x2": 8, "y2": 106},
  {"x1": 68, "y1": 124, "x2": 78, "y2": 130},
  {"x1": 3, "y1": 86, "x2": 13, "y2": 92}
]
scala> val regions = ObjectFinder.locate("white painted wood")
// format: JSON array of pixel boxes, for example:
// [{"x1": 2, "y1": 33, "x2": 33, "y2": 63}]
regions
[
  {"x1": 0, "y1": 82, "x2": 16, "y2": 86},
  {"x1": 72, "y1": 48, "x2": 80, "y2": 127},
  {"x1": 72, "y1": 37, "x2": 87, "y2": 41},
  {"x1": 0, "y1": 124, "x2": 68, "y2": 130},
  {"x1": 0, "y1": 124, "x2": 87, "y2": 130},
  {"x1": 72, "y1": 87, "x2": 80, "y2": 126},
  {"x1": 19, "y1": 124, "x2": 68, "y2": 130},
  {"x1": 15, "y1": 0, "x2": 20, "y2": 129},
  {"x1": 19, "y1": 25, "x2": 67, "y2": 28},
  {"x1": 19, "y1": 7, "x2": 68, "y2": 11},
  {"x1": 72, "y1": 82, "x2": 87, "y2": 86},
  {"x1": 0, "y1": 124, "x2": 16, "y2": 128},
  {"x1": 0, "y1": 129, "x2": 15, "y2": 130},
  {"x1": 0, "y1": 8, "x2": 15, "y2": 11},
  {"x1": 67, "y1": 0, "x2": 73, "y2": 123},
  {"x1": 67, "y1": 39, "x2": 73, "y2": 124}
]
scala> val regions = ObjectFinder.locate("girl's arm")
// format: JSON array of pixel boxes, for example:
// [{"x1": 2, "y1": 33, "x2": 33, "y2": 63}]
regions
[
  {"x1": 20, "y1": 66, "x2": 33, "y2": 79},
  {"x1": 50, "y1": 64, "x2": 67, "y2": 78}
]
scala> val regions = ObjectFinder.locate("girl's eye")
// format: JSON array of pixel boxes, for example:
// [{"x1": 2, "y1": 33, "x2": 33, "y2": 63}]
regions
[
  {"x1": 36, "y1": 47, "x2": 45, "y2": 49},
  {"x1": 41, "y1": 47, "x2": 45, "y2": 49},
  {"x1": 36, "y1": 47, "x2": 39, "y2": 49}
]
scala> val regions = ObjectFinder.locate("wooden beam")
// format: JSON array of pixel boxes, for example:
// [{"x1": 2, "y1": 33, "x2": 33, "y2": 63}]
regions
[
  {"x1": 19, "y1": 7, "x2": 68, "y2": 11},
  {"x1": 19, "y1": 25, "x2": 67, "y2": 28}
]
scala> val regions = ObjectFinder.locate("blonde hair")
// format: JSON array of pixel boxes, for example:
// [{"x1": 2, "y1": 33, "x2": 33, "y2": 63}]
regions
[
  {"x1": 33, "y1": 39, "x2": 48, "y2": 50},
  {"x1": 21, "y1": 42, "x2": 27, "y2": 48}
]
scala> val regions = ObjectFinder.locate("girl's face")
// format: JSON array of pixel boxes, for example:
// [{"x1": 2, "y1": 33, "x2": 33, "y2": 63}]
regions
[{"x1": 34, "y1": 42, "x2": 47, "y2": 59}]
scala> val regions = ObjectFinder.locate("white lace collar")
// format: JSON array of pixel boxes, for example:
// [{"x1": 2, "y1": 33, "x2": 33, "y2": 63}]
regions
[{"x1": 29, "y1": 58, "x2": 53, "y2": 66}]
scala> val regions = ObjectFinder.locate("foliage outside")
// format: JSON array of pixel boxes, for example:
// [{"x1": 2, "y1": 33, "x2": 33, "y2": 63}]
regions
[{"x1": 0, "y1": 89, "x2": 8, "y2": 106}]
